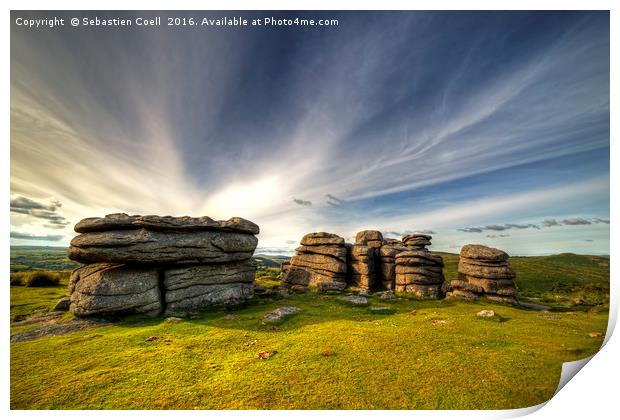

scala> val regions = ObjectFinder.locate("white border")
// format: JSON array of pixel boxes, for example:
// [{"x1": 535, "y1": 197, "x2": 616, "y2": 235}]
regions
[{"x1": 3, "y1": 1, "x2": 617, "y2": 419}]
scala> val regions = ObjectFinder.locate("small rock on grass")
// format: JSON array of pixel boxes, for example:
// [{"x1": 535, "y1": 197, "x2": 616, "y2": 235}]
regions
[
  {"x1": 375, "y1": 290, "x2": 396, "y2": 300},
  {"x1": 476, "y1": 310, "x2": 496, "y2": 318},
  {"x1": 256, "y1": 350, "x2": 278, "y2": 359},
  {"x1": 589, "y1": 332, "x2": 604, "y2": 338},
  {"x1": 165, "y1": 317, "x2": 183, "y2": 323},
  {"x1": 145, "y1": 336, "x2": 158, "y2": 342},
  {"x1": 53, "y1": 296, "x2": 71, "y2": 311},
  {"x1": 223, "y1": 314, "x2": 237, "y2": 321},
  {"x1": 263, "y1": 306, "x2": 301, "y2": 323},
  {"x1": 338, "y1": 295, "x2": 368, "y2": 306}
]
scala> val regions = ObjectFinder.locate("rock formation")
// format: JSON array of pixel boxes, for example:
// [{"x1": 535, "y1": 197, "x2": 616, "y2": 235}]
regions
[
  {"x1": 402, "y1": 234, "x2": 432, "y2": 250},
  {"x1": 394, "y1": 250, "x2": 445, "y2": 298},
  {"x1": 283, "y1": 230, "x2": 447, "y2": 298},
  {"x1": 378, "y1": 240, "x2": 408, "y2": 290},
  {"x1": 447, "y1": 244, "x2": 518, "y2": 303},
  {"x1": 67, "y1": 213, "x2": 259, "y2": 317},
  {"x1": 347, "y1": 230, "x2": 384, "y2": 291},
  {"x1": 282, "y1": 232, "x2": 347, "y2": 291}
]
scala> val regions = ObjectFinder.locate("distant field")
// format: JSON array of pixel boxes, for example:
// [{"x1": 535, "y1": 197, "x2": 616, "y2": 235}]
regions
[
  {"x1": 10, "y1": 247, "x2": 610, "y2": 409},
  {"x1": 10, "y1": 246, "x2": 78, "y2": 272}
]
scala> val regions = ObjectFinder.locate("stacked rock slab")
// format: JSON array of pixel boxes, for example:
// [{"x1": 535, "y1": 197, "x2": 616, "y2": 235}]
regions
[
  {"x1": 402, "y1": 234, "x2": 432, "y2": 250},
  {"x1": 283, "y1": 232, "x2": 347, "y2": 291},
  {"x1": 347, "y1": 230, "x2": 383, "y2": 291},
  {"x1": 448, "y1": 244, "x2": 518, "y2": 304},
  {"x1": 379, "y1": 239, "x2": 408, "y2": 290},
  {"x1": 67, "y1": 213, "x2": 259, "y2": 317},
  {"x1": 394, "y1": 250, "x2": 445, "y2": 298}
]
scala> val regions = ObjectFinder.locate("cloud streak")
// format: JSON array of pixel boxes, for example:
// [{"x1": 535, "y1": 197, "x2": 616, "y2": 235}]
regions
[
  {"x1": 459, "y1": 216, "x2": 607, "y2": 233},
  {"x1": 10, "y1": 231, "x2": 63, "y2": 241}
]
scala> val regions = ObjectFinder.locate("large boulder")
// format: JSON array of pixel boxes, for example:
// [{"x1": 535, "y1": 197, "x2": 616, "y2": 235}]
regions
[
  {"x1": 70, "y1": 263, "x2": 162, "y2": 317},
  {"x1": 355, "y1": 230, "x2": 383, "y2": 249}
]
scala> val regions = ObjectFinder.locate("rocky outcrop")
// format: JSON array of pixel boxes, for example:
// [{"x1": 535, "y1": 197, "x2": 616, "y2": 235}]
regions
[
  {"x1": 347, "y1": 230, "x2": 383, "y2": 291},
  {"x1": 67, "y1": 214, "x2": 259, "y2": 317},
  {"x1": 379, "y1": 240, "x2": 408, "y2": 290},
  {"x1": 395, "y1": 250, "x2": 445, "y2": 298},
  {"x1": 282, "y1": 232, "x2": 347, "y2": 291},
  {"x1": 447, "y1": 244, "x2": 518, "y2": 303}
]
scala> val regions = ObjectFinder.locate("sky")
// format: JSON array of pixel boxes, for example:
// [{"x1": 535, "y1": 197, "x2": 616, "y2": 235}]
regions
[{"x1": 10, "y1": 11, "x2": 610, "y2": 255}]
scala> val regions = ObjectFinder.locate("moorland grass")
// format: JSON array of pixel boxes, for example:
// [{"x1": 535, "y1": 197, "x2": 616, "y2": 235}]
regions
[
  {"x1": 9, "y1": 253, "x2": 610, "y2": 410},
  {"x1": 10, "y1": 292, "x2": 608, "y2": 409}
]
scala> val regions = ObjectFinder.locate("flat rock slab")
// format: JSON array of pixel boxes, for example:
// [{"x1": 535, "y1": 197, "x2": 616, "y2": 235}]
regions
[
  {"x1": 460, "y1": 244, "x2": 508, "y2": 262},
  {"x1": 338, "y1": 295, "x2": 369, "y2": 306},
  {"x1": 165, "y1": 283, "x2": 254, "y2": 313},
  {"x1": 263, "y1": 306, "x2": 301, "y2": 323},
  {"x1": 477, "y1": 310, "x2": 496, "y2": 318},
  {"x1": 317, "y1": 281, "x2": 346, "y2": 293},
  {"x1": 300, "y1": 232, "x2": 344, "y2": 246},
  {"x1": 68, "y1": 229, "x2": 258, "y2": 265},
  {"x1": 10, "y1": 318, "x2": 110, "y2": 343},
  {"x1": 74, "y1": 214, "x2": 259, "y2": 234},
  {"x1": 290, "y1": 253, "x2": 346, "y2": 274},
  {"x1": 164, "y1": 262, "x2": 255, "y2": 290},
  {"x1": 458, "y1": 261, "x2": 515, "y2": 279},
  {"x1": 375, "y1": 290, "x2": 396, "y2": 300},
  {"x1": 395, "y1": 251, "x2": 444, "y2": 267},
  {"x1": 402, "y1": 234, "x2": 432, "y2": 242},
  {"x1": 295, "y1": 245, "x2": 347, "y2": 261}
]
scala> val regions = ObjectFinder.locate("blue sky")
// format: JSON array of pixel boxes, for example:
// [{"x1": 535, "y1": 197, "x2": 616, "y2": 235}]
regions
[{"x1": 10, "y1": 11, "x2": 609, "y2": 255}]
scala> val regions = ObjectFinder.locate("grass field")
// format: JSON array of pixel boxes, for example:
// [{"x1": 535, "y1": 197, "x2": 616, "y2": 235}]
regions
[{"x1": 9, "y1": 249, "x2": 610, "y2": 410}]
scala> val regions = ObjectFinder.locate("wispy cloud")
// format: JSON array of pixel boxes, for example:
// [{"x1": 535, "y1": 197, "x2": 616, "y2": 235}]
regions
[
  {"x1": 10, "y1": 195, "x2": 70, "y2": 228},
  {"x1": 562, "y1": 217, "x2": 592, "y2": 225},
  {"x1": 460, "y1": 216, "x2": 607, "y2": 233},
  {"x1": 11, "y1": 231, "x2": 63, "y2": 241},
  {"x1": 592, "y1": 217, "x2": 610, "y2": 224},
  {"x1": 326, "y1": 193, "x2": 346, "y2": 207},
  {"x1": 292, "y1": 198, "x2": 312, "y2": 207}
]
